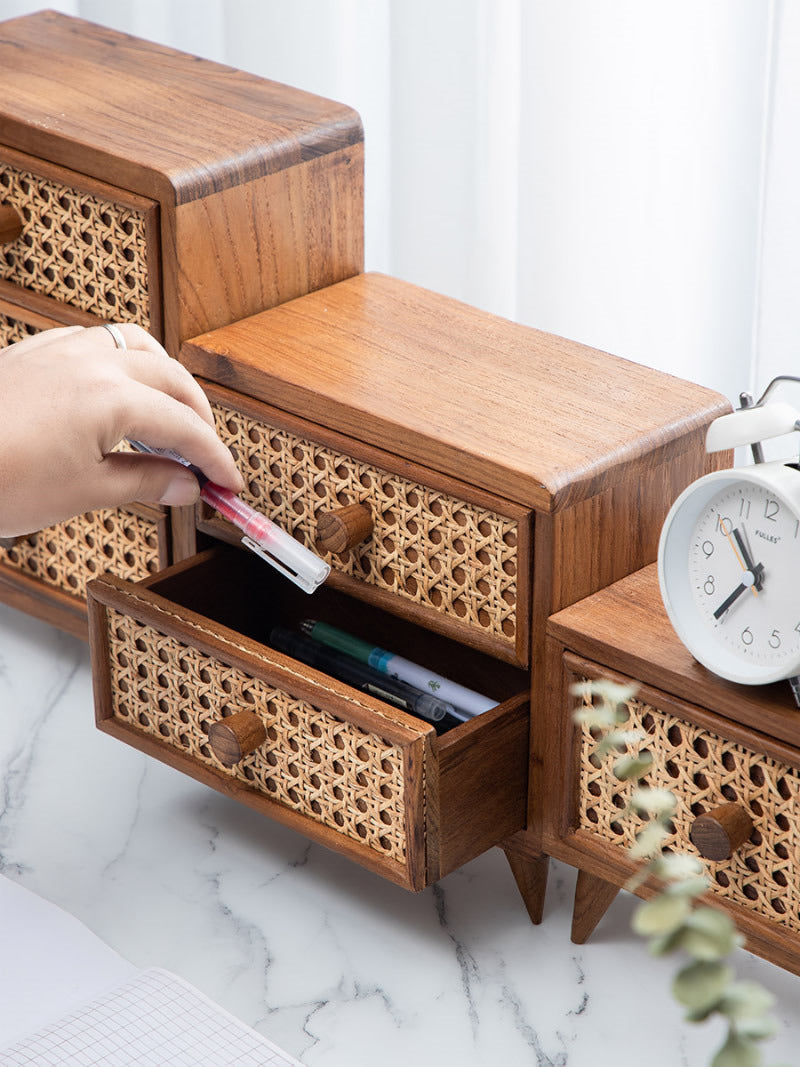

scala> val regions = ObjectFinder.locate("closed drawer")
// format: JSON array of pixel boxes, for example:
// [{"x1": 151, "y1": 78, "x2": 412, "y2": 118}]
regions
[
  {"x1": 201, "y1": 382, "x2": 533, "y2": 667},
  {"x1": 0, "y1": 504, "x2": 170, "y2": 638},
  {"x1": 0, "y1": 145, "x2": 161, "y2": 333},
  {"x1": 567, "y1": 653, "x2": 800, "y2": 934},
  {"x1": 87, "y1": 545, "x2": 529, "y2": 890}
]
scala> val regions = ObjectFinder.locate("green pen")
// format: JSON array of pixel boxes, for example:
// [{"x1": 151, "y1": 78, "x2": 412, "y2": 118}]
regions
[{"x1": 300, "y1": 620, "x2": 496, "y2": 719}]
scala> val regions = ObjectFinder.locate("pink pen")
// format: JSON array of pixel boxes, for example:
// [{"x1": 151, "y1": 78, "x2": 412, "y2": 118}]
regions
[{"x1": 128, "y1": 441, "x2": 330, "y2": 594}]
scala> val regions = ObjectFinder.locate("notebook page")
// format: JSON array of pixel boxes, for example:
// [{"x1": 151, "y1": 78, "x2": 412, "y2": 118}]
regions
[
  {"x1": 0, "y1": 968, "x2": 304, "y2": 1066},
  {"x1": 0, "y1": 874, "x2": 137, "y2": 1048}
]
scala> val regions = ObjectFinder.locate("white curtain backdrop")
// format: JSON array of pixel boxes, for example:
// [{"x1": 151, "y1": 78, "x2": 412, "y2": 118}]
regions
[{"x1": 2, "y1": 0, "x2": 798, "y2": 411}]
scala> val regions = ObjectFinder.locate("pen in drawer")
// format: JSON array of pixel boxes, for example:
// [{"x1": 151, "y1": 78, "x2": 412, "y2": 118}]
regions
[
  {"x1": 269, "y1": 626, "x2": 466, "y2": 727},
  {"x1": 301, "y1": 619, "x2": 497, "y2": 718}
]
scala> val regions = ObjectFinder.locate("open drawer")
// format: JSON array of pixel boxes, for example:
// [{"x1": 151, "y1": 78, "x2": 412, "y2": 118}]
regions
[{"x1": 87, "y1": 545, "x2": 529, "y2": 890}]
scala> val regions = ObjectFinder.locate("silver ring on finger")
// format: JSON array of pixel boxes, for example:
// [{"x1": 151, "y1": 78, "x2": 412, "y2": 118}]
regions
[{"x1": 102, "y1": 323, "x2": 128, "y2": 351}]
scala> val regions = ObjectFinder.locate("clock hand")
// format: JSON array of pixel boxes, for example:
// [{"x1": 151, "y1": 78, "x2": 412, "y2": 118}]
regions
[
  {"x1": 732, "y1": 526, "x2": 764, "y2": 591},
  {"x1": 712, "y1": 562, "x2": 764, "y2": 620},
  {"x1": 713, "y1": 582, "x2": 747, "y2": 620}
]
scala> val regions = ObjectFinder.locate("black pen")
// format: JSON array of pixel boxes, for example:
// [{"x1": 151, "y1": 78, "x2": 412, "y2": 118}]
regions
[{"x1": 269, "y1": 627, "x2": 459, "y2": 724}]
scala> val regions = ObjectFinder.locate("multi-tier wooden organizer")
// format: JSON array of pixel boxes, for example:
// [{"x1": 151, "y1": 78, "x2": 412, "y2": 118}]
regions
[
  {"x1": 85, "y1": 270, "x2": 727, "y2": 899},
  {"x1": 13, "y1": 10, "x2": 795, "y2": 975}
]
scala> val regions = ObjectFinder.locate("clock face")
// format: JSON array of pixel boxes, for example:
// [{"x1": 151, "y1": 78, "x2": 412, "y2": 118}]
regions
[
  {"x1": 688, "y1": 481, "x2": 800, "y2": 670},
  {"x1": 659, "y1": 464, "x2": 800, "y2": 685}
]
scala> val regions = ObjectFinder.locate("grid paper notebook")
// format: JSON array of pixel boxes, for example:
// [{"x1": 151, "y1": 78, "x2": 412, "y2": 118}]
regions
[{"x1": 0, "y1": 967, "x2": 304, "y2": 1066}]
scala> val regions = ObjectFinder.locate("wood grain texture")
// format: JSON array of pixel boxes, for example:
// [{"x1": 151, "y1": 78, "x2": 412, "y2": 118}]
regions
[
  {"x1": 571, "y1": 869, "x2": 620, "y2": 943},
  {"x1": 181, "y1": 273, "x2": 731, "y2": 512},
  {"x1": 501, "y1": 847, "x2": 550, "y2": 925},
  {"x1": 0, "y1": 11, "x2": 363, "y2": 203},
  {"x1": 0, "y1": 10, "x2": 364, "y2": 355}
]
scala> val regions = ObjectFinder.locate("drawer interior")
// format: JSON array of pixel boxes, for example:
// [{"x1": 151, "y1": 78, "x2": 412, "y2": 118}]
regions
[{"x1": 144, "y1": 544, "x2": 529, "y2": 728}]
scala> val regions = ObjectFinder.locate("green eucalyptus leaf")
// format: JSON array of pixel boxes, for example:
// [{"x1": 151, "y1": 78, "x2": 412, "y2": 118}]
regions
[
  {"x1": 719, "y1": 980, "x2": 775, "y2": 1021},
  {"x1": 632, "y1": 893, "x2": 691, "y2": 937},
  {"x1": 629, "y1": 821, "x2": 670, "y2": 858},
  {"x1": 605, "y1": 728, "x2": 648, "y2": 750},
  {"x1": 648, "y1": 925, "x2": 684, "y2": 957},
  {"x1": 584, "y1": 678, "x2": 639, "y2": 706},
  {"x1": 678, "y1": 907, "x2": 743, "y2": 961},
  {"x1": 650, "y1": 851, "x2": 705, "y2": 884},
  {"x1": 629, "y1": 787, "x2": 677, "y2": 817},
  {"x1": 574, "y1": 704, "x2": 618, "y2": 729},
  {"x1": 663, "y1": 876, "x2": 711, "y2": 899},
  {"x1": 672, "y1": 959, "x2": 732, "y2": 1015},
  {"x1": 710, "y1": 1030, "x2": 761, "y2": 1067},
  {"x1": 614, "y1": 752, "x2": 654, "y2": 781}
]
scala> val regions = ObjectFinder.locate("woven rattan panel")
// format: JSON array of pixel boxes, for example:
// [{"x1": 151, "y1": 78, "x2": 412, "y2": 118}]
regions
[
  {"x1": 0, "y1": 160, "x2": 151, "y2": 327},
  {"x1": 213, "y1": 402, "x2": 520, "y2": 652},
  {"x1": 0, "y1": 509, "x2": 162, "y2": 600},
  {"x1": 106, "y1": 608, "x2": 408, "y2": 863},
  {"x1": 0, "y1": 309, "x2": 39, "y2": 347},
  {"x1": 576, "y1": 681, "x2": 800, "y2": 932}
]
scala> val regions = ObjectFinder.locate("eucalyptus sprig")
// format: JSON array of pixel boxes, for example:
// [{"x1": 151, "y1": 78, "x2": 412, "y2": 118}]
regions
[{"x1": 573, "y1": 678, "x2": 784, "y2": 1067}]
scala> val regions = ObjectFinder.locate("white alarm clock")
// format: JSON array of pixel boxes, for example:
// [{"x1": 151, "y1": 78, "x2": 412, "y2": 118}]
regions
[{"x1": 658, "y1": 381, "x2": 800, "y2": 702}]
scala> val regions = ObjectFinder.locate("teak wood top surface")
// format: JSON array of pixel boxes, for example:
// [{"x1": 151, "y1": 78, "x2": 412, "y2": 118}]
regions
[
  {"x1": 547, "y1": 563, "x2": 800, "y2": 749},
  {"x1": 182, "y1": 273, "x2": 731, "y2": 512},
  {"x1": 0, "y1": 10, "x2": 362, "y2": 203}
]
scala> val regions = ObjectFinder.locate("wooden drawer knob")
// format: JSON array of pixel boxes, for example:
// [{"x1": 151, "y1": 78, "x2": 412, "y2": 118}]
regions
[
  {"x1": 0, "y1": 203, "x2": 23, "y2": 245},
  {"x1": 207, "y1": 710, "x2": 267, "y2": 767},
  {"x1": 689, "y1": 803, "x2": 754, "y2": 861},
  {"x1": 316, "y1": 503, "x2": 373, "y2": 553}
]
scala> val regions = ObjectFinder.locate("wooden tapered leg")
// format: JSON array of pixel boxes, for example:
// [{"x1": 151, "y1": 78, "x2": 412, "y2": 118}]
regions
[
  {"x1": 571, "y1": 868, "x2": 620, "y2": 943},
  {"x1": 502, "y1": 848, "x2": 550, "y2": 925}
]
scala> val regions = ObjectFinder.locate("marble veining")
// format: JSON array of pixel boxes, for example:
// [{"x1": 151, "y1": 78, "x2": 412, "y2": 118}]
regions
[{"x1": 2, "y1": 601, "x2": 800, "y2": 1066}]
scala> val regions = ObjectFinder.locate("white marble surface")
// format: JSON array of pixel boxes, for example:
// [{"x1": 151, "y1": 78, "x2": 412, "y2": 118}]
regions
[{"x1": 2, "y1": 599, "x2": 800, "y2": 1066}]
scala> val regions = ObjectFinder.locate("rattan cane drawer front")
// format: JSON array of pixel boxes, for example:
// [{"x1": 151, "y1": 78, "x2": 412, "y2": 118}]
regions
[
  {"x1": 202, "y1": 383, "x2": 532, "y2": 667},
  {"x1": 0, "y1": 504, "x2": 169, "y2": 635},
  {"x1": 0, "y1": 145, "x2": 160, "y2": 333},
  {"x1": 87, "y1": 546, "x2": 530, "y2": 890},
  {"x1": 568, "y1": 654, "x2": 800, "y2": 935}
]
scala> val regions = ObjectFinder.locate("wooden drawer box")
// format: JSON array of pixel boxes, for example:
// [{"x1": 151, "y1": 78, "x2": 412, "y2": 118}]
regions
[
  {"x1": 545, "y1": 564, "x2": 800, "y2": 974},
  {"x1": 0, "y1": 145, "x2": 161, "y2": 334},
  {"x1": 88, "y1": 545, "x2": 530, "y2": 890},
  {"x1": 202, "y1": 382, "x2": 532, "y2": 666},
  {"x1": 0, "y1": 504, "x2": 169, "y2": 639}
]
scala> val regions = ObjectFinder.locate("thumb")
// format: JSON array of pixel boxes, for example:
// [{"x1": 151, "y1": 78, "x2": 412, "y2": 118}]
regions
[{"x1": 98, "y1": 452, "x2": 202, "y2": 508}]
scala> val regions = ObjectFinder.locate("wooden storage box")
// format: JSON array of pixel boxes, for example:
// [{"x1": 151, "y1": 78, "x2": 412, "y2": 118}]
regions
[
  {"x1": 545, "y1": 564, "x2": 800, "y2": 974},
  {"x1": 89, "y1": 545, "x2": 530, "y2": 890},
  {"x1": 88, "y1": 272, "x2": 731, "y2": 898},
  {"x1": 0, "y1": 9, "x2": 363, "y2": 636}
]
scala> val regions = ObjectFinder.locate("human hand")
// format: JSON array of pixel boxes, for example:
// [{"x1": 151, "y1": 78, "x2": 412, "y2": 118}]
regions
[{"x1": 0, "y1": 323, "x2": 244, "y2": 537}]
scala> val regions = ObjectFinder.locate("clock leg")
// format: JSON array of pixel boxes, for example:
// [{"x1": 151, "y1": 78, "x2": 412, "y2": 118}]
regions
[
  {"x1": 789, "y1": 676, "x2": 800, "y2": 709},
  {"x1": 571, "y1": 869, "x2": 620, "y2": 943},
  {"x1": 502, "y1": 846, "x2": 550, "y2": 925}
]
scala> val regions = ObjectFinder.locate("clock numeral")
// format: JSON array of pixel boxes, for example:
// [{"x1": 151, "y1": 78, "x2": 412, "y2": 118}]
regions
[
  {"x1": 741, "y1": 627, "x2": 754, "y2": 646},
  {"x1": 701, "y1": 540, "x2": 714, "y2": 558},
  {"x1": 769, "y1": 629, "x2": 782, "y2": 649},
  {"x1": 716, "y1": 515, "x2": 733, "y2": 536},
  {"x1": 739, "y1": 498, "x2": 751, "y2": 519},
  {"x1": 703, "y1": 576, "x2": 715, "y2": 596},
  {"x1": 764, "y1": 498, "x2": 780, "y2": 522}
]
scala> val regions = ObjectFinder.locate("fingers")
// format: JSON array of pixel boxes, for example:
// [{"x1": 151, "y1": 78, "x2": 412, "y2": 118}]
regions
[
  {"x1": 113, "y1": 379, "x2": 244, "y2": 492},
  {"x1": 92, "y1": 452, "x2": 204, "y2": 509},
  {"x1": 0, "y1": 324, "x2": 85, "y2": 356},
  {"x1": 86, "y1": 324, "x2": 217, "y2": 429}
]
